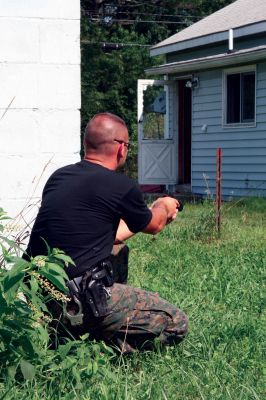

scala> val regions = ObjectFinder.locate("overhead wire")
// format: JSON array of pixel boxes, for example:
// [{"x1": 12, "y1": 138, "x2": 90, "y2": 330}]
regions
[
  {"x1": 81, "y1": 3, "x2": 206, "y2": 27},
  {"x1": 81, "y1": 40, "x2": 150, "y2": 47},
  {"x1": 83, "y1": 1, "x2": 201, "y2": 12},
  {"x1": 88, "y1": 18, "x2": 193, "y2": 24},
  {"x1": 83, "y1": 9, "x2": 204, "y2": 19}
]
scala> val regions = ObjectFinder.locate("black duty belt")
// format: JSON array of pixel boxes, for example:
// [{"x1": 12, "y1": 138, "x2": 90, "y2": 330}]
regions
[{"x1": 63, "y1": 260, "x2": 114, "y2": 326}]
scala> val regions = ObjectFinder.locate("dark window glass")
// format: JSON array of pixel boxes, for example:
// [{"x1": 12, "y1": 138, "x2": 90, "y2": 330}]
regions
[
  {"x1": 226, "y1": 71, "x2": 255, "y2": 124},
  {"x1": 242, "y1": 72, "x2": 255, "y2": 122},
  {"x1": 227, "y1": 74, "x2": 240, "y2": 123}
]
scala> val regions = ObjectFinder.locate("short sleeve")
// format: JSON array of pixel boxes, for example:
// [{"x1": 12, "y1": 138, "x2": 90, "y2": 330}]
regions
[{"x1": 119, "y1": 185, "x2": 152, "y2": 233}]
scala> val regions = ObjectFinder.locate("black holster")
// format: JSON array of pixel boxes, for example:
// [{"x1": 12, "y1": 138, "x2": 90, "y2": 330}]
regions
[{"x1": 66, "y1": 260, "x2": 114, "y2": 319}]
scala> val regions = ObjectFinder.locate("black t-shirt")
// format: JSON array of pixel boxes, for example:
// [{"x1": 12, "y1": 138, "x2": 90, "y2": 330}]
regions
[{"x1": 26, "y1": 160, "x2": 152, "y2": 278}]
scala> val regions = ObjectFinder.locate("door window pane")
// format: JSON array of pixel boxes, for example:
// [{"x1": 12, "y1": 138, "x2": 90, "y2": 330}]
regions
[{"x1": 143, "y1": 85, "x2": 166, "y2": 139}]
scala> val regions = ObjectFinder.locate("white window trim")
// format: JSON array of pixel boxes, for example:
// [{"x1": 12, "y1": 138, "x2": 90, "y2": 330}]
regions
[{"x1": 222, "y1": 64, "x2": 257, "y2": 129}]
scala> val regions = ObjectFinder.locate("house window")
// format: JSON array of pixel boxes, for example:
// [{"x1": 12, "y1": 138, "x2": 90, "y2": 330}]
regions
[{"x1": 225, "y1": 69, "x2": 255, "y2": 125}]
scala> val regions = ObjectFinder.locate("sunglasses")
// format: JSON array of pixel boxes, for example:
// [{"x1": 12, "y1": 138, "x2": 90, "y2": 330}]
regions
[{"x1": 114, "y1": 139, "x2": 131, "y2": 150}]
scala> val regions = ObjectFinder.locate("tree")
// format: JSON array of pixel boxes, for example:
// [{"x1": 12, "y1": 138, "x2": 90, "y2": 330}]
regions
[{"x1": 81, "y1": 21, "x2": 155, "y2": 175}]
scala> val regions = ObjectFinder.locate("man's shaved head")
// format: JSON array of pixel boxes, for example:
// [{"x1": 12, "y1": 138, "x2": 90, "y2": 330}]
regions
[{"x1": 84, "y1": 112, "x2": 128, "y2": 155}]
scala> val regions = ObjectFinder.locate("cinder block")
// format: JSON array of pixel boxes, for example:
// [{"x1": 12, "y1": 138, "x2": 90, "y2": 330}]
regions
[
  {"x1": 0, "y1": 0, "x2": 80, "y2": 20},
  {"x1": 0, "y1": 64, "x2": 81, "y2": 109},
  {"x1": 38, "y1": 110, "x2": 81, "y2": 154},
  {"x1": 0, "y1": 63, "x2": 38, "y2": 109},
  {"x1": 0, "y1": 153, "x2": 79, "y2": 205},
  {"x1": 0, "y1": 18, "x2": 39, "y2": 63},
  {"x1": 0, "y1": 109, "x2": 39, "y2": 154},
  {"x1": 0, "y1": 154, "x2": 45, "y2": 202},
  {"x1": 37, "y1": 65, "x2": 81, "y2": 109},
  {"x1": 0, "y1": 109, "x2": 80, "y2": 155},
  {"x1": 40, "y1": 20, "x2": 80, "y2": 64}
]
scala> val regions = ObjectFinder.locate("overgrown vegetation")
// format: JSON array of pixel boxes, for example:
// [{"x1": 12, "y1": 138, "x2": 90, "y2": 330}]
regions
[
  {"x1": 0, "y1": 208, "x2": 115, "y2": 398},
  {"x1": 0, "y1": 198, "x2": 265, "y2": 399}
]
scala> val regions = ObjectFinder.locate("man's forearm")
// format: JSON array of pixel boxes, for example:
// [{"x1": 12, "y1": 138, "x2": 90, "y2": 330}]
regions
[
  {"x1": 115, "y1": 196, "x2": 180, "y2": 242},
  {"x1": 115, "y1": 219, "x2": 135, "y2": 243}
]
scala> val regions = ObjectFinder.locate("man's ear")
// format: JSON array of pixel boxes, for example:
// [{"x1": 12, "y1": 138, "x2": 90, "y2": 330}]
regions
[{"x1": 117, "y1": 143, "x2": 124, "y2": 159}]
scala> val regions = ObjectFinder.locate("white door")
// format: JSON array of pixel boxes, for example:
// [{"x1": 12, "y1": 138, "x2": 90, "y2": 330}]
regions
[{"x1": 137, "y1": 79, "x2": 178, "y2": 185}]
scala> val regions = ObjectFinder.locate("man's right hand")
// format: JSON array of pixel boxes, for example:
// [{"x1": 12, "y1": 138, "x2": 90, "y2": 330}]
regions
[
  {"x1": 142, "y1": 196, "x2": 180, "y2": 235},
  {"x1": 151, "y1": 197, "x2": 179, "y2": 222}
]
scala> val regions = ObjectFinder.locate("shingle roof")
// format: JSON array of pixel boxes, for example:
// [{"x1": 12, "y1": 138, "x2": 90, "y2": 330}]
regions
[{"x1": 152, "y1": 0, "x2": 266, "y2": 51}]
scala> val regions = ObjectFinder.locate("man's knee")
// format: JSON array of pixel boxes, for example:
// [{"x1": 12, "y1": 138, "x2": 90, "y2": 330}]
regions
[
  {"x1": 160, "y1": 309, "x2": 188, "y2": 345},
  {"x1": 173, "y1": 308, "x2": 189, "y2": 335}
]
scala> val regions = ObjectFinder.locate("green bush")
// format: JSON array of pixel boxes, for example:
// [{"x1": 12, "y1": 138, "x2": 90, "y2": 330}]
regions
[{"x1": 0, "y1": 208, "x2": 115, "y2": 395}]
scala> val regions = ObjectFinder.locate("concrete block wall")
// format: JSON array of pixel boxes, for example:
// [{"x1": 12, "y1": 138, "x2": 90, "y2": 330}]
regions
[{"x1": 0, "y1": 0, "x2": 80, "y2": 236}]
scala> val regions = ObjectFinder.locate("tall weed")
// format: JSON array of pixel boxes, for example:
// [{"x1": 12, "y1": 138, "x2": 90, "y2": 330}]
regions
[{"x1": 177, "y1": 201, "x2": 217, "y2": 241}]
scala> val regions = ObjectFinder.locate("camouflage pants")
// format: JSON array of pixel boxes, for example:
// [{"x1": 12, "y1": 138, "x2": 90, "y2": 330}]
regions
[
  {"x1": 87, "y1": 283, "x2": 188, "y2": 353},
  {"x1": 53, "y1": 244, "x2": 188, "y2": 353}
]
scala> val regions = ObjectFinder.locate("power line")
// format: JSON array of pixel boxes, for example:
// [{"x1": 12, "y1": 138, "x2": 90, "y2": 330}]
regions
[
  {"x1": 122, "y1": 12, "x2": 201, "y2": 19},
  {"x1": 83, "y1": 2, "x2": 199, "y2": 11},
  {"x1": 89, "y1": 17, "x2": 193, "y2": 25},
  {"x1": 81, "y1": 40, "x2": 150, "y2": 47},
  {"x1": 83, "y1": 9, "x2": 204, "y2": 19}
]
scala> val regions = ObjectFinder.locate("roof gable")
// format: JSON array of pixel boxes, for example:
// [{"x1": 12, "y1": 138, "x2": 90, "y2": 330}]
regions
[{"x1": 151, "y1": 0, "x2": 266, "y2": 55}]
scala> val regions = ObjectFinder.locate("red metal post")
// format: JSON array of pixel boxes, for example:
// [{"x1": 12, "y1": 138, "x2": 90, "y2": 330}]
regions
[{"x1": 216, "y1": 148, "x2": 222, "y2": 233}]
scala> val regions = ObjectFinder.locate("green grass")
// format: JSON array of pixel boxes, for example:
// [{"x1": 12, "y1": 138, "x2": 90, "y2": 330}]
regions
[{"x1": 1, "y1": 198, "x2": 266, "y2": 399}]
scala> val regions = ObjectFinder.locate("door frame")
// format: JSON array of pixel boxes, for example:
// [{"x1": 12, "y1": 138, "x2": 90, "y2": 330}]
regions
[
  {"x1": 137, "y1": 79, "x2": 178, "y2": 185},
  {"x1": 177, "y1": 78, "x2": 192, "y2": 185}
]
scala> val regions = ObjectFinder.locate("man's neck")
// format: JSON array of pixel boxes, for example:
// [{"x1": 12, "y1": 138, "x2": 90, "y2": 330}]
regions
[{"x1": 83, "y1": 155, "x2": 116, "y2": 170}]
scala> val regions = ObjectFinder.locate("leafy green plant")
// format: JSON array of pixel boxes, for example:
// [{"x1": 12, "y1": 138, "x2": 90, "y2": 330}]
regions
[
  {"x1": 0, "y1": 208, "x2": 75, "y2": 380},
  {"x1": 0, "y1": 208, "x2": 116, "y2": 398}
]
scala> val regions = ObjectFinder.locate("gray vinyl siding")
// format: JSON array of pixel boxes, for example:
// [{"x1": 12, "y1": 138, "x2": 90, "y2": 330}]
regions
[{"x1": 191, "y1": 61, "x2": 266, "y2": 198}]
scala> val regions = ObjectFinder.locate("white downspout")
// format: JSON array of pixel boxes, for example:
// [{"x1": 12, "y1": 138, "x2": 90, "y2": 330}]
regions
[{"x1": 228, "y1": 28, "x2": 234, "y2": 53}]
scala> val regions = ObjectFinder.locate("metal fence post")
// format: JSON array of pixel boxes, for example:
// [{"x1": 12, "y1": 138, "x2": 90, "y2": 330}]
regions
[{"x1": 216, "y1": 148, "x2": 222, "y2": 233}]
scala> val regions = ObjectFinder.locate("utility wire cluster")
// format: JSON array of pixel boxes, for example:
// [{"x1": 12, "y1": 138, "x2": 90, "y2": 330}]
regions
[
  {"x1": 81, "y1": 40, "x2": 150, "y2": 49},
  {"x1": 84, "y1": 9, "x2": 204, "y2": 19},
  {"x1": 81, "y1": 1, "x2": 206, "y2": 26},
  {"x1": 81, "y1": 2, "x2": 206, "y2": 50},
  {"x1": 88, "y1": 17, "x2": 194, "y2": 25}
]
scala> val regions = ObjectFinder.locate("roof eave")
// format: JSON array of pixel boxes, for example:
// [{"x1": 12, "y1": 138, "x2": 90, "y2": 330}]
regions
[
  {"x1": 150, "y1": 21, "x2": 266, "y2": 57},
  {"x1": 145, "y1": 47, "x2": 266, "y2": 76}
]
